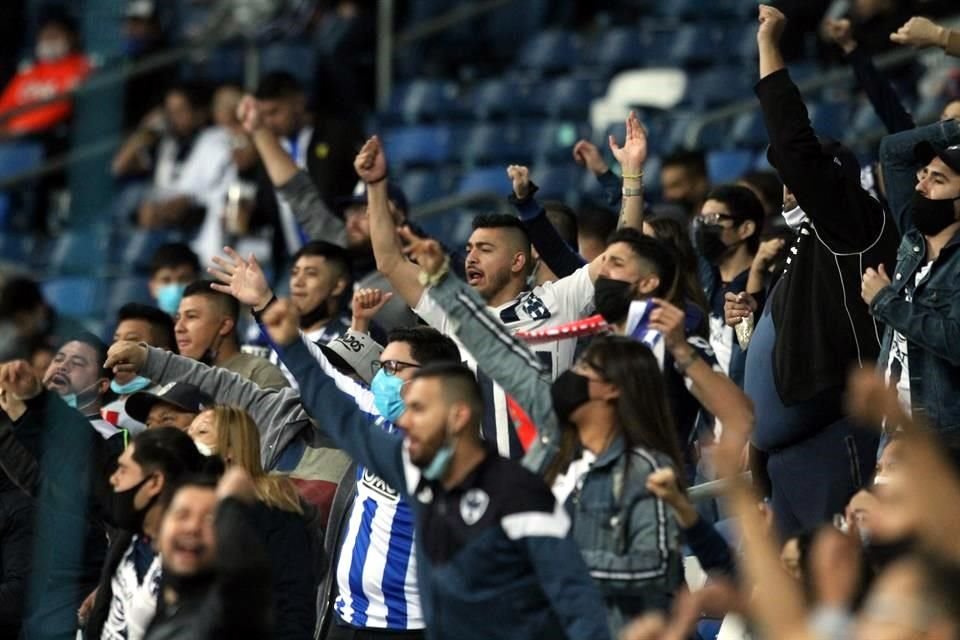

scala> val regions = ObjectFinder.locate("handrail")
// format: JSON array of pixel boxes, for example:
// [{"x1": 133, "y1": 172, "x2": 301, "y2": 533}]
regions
[
  {"x1": 682, "y1": 45, "x2": 925, "y2": 149},
  {"x1": 394, "y1": 0, "x2": 515, "y2": 46}
]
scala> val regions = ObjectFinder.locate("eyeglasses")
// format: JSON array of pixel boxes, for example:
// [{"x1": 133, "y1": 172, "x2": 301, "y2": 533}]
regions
[
  {"x1": 372, "y1": 360, "x2": 421, "y2": 376},
  {"x1": 698, "y1": 212, "x2": 738, "y2": 226}
]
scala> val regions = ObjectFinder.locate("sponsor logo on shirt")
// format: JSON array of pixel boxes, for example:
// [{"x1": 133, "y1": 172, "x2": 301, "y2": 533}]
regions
[{"x1": 361, "y1": 468, "x2": 400, "y2": 502}]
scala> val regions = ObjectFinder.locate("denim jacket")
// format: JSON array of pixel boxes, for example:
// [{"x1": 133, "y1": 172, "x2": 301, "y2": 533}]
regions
[
  {"x1": 875, "y1": 119, "x2": 960, "y2": 432},
  {"x1": 425, "y1": 275, "x2": 683, "y2": 617}
]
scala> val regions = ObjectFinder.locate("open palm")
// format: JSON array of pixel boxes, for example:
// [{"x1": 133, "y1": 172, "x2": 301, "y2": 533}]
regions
[
  {"x1": 608, "y1": 111, "x2": 648, "y2": 173},
  {"x1": 209, "y1": 247, "x2": 272, "y2": 309}
]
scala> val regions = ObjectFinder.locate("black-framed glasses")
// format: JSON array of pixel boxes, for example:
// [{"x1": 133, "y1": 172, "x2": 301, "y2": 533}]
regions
[
  {"x1": 372, "y1": 360, "x2": 421, "y2": 376},
  {"x1": 698, "y1": 212, "x2": 738, "y2": 226}
]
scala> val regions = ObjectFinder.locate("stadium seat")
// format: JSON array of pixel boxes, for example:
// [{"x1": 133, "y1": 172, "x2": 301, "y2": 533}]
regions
[
  {"x1": 0, "y1": 232, "x2": 31, "y2": 265},
  {"x1": 117, "y1": 229, "x2": 187, "y2": 273},
  {"x1": 259, "y1": 41, "x2": 317, "y2": 89},
  {"x1": 417, "y1": 209, "x2": 476, "y2": 247},
  {"x1": 532, "y1": 120, "x2": 590, "y2": 164},
  {"x1": 42, "y1": 276, "x2": 103, "y2": 318},
  {"x1": 50, "y1": 228, "x2": 110, "y2": 274},
  {"x1": 587, "y1": 27, "x2": 645, "y2": 73},
  {"x1": 382, "y1": 125, "x2": 453, "y2": 168},
  {"x1": 810, "y1": 101, "x2": 853, "y2": 141},
  {"x1": 684, "y1": 67, "x2": 752, "y2": 109},
  {"x1": 533, "y1": 166, "x2": 581, "y2": 202},
  {"x1": 667, "y1": 25, "x2": 720, "y2": 67},
  {"x1": 731, "y1": 110, "x2": 769, "y2": 147},
  {"x1": 0, "y1": 141, "x2": 45, "y2": 182},
  {"x1": 457, "y1": 168, "x2": 510, "y2": 197},
  {"x1": 187, "y1": 45, "x2": 245, "y2": 84},
  {"x1": 654, "y1": 0, "x2": 739, "y2": 19},
  {"x1": 401, "y1": 170, "x2": 454, "y2": 206},
  {"x1": 470, "y1": 78, "x2": 541, "y2": 120},
  {"x1": 385, "y1": 80, "x2": 463, "y2": 123},
  {"x1": 542, "y1": 76, "x2": 606, "y2": 119},
  {"x1": 106, "y1": 276, "x2": 153, "y2": 317},
  {"x1": 463, "y1": 123, "x2": 534, "y2": 167},
  {"x1": 707, "y1": 149, "x2": 754, "y2": 183},
  {"x1": 695, "y1": 619, "x2": 723, "y2": 640},
  {"x1": 516, "y1": 30, "x2": 581, "y2": 75}
]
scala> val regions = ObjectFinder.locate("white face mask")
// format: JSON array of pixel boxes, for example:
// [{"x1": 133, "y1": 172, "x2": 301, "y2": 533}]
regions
[
  {"x1": 36, "y1": 39, "x2": 69, "y2": 62},
  {"x1": 781, "y1": 205, "x2": 808, "y2": 231},
  {"x1": 193, "y1": 440, "x2": 214, "y2": 457}
]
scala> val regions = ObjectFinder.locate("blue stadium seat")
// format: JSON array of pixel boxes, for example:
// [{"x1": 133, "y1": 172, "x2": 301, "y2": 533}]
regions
[
  {"x1": 707, "y1": 149, "x2": 754, "y2": 183},
  {"x1": 106, "y1": 276, "x2": 153, "y2": 318},
  {"x1": 654, "y1": 0, "x2": 738, "y2": 18},
  {"x1": 383, "y1": 125, "x2": 452, "y2": 168},
  {"x1": 401, "y1": 170, "x2": 454, "y2": 206},
  {"x1": 534, "y1": 166, "x2": 581, "y2": 202},
  {"x1": 810, "y1": 101, "x2": 853, "y2": 141},
  {"x1": 259, "y1": 41, "x2": 317, "y2": 89},
  {"x1": 42, "y1": 276, "x2": 103, "y2": 318},
  {"x1": 668, "y1": 25, "x2": 720, "y2": 67},
  {"x1": 0, "y1": 141, "x2": 45, "y2": 182},
  {"x1": 639, "y1": 29, "x2": 681, "y2": 66},
  {"x1": 386, "y1": 80, "x2": 463, "y2": 123},
  {"x1": 417, "y1": 209, "x2": 476, "y2": 248},
  {"x1": 186, "y1": 45, "x2": 245, "y2": 83},
  {"x1": 463, "y1": 123, "x2": 534, "y2": 166},
  {"x1": 457, "y1": 168, "x2": 510, "y2": 197},
  {"x1": 588, "y1": 28, "x2": 644, "y2": 73},
  {"x1": 482, "y1": 0, "x2": 551, "y2": 52},
  {"x1": 533, "y1": 121, "x2": 591, "y2": 164},
  {"x1": 731, "y1": 110, "x2": 769, "y2": 147},
  {"x1": 117, "y1": 229, "x2": 187, "y2": 273},
  {"x1": 0, "y1": 232, "x2": 31, "y2": 264},
  {"x1": 516, "y1": 30, "x2": 580, "y2": 75},
  {"x1": 542, "y1": 76, "x2": 606, "y2": 118},
  {"x1": 50, "y1": 228, "x2": 110, "y2": 274},
  {"x1": 685, "y1": 67, "x2": 752, "y2": 109},
  {"x1": 470, "y1": 78, "x2": 541, "y2": 120}
]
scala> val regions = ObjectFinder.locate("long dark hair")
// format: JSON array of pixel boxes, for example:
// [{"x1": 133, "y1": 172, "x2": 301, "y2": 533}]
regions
[
  {"x1": 645, "y1": 217, "x2": 709, "y2": 325},
  {"x1": 545, "y1": 336, "x2": 685, "y2": 484}
]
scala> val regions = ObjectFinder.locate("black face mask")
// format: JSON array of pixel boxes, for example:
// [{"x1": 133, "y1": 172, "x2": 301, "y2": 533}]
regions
[
  {"x1": 163, "y1": 568, "x2": 216, "y2": 597},
  {"x1": 551, "y1": 370, "x2": 592, "y2": 424},
  {"x1": 693, "y1": 221, "x2": 732, "y2": 264},
  {"x1": 298, "y1": 302, "x2": 332, "y2": 330},
  {"x1": 593, "y1": 277, "x2": 636, "y2": 324},
  {"x1": 912, "y1": 191, "x2": 960, "y2": 236},
  {"x1": 112, "y1": 475, "x2": 158, "y2": 532}
]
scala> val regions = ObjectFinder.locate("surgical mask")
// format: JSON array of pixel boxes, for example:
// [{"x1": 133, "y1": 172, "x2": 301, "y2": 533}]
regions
[
  {"x1": 61, "y1": 381, "x2": 102, "y2": 411},
  {"x1": 781, "y1": 205, "x2": 808, "y2": 231},
  {"x1": 550, "y1": 370, "x2": 592, "y2": 424},
  {"x1": 194, "y1": 440, "x2": 214, "y2": 457},
  {"x1": 593, "y1": 277, "x2": 636, "y2": 324},
  {"x1": 911, "y1": 191, "x2": 960, "y2": 236},
  {"x1": 371, "y1": 370, "x2": 405, "y2": 422},
  {"x1": 693, "y1": 221, "x2": 732, "y2": 264},
  {"x1": 421, "y1": 440, "x2": 455, "y2": 481},
  {"x1": 156, "y1": 283, "x2": 187, "y2": 316},
  {"x1": 112, "y1": 475, "x2": 157, "y2": 532},
  {"x1": 110, "y1": 375, "x2": 152, "y2": 396},
  {"x1": 36, "y1": 39, "x2": 69, "y2": 62}
]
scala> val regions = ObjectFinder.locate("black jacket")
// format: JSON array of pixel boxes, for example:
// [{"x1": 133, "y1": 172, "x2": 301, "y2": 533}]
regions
[
  {"x1": 757, "y1": 68, "x2": 899, "y2": 405},
  {"x1": 83, "y1": 530, "x2": 135, "y2": 640},
  {"x1": 0, "y1": 391, "x2": 112, "y2": 639},
  {"x1": 0, "y1": 485, "x2": 33, "y2": 638},
  {"x1": 144, "y1": 498, "x2": 271, "y2": 640}
]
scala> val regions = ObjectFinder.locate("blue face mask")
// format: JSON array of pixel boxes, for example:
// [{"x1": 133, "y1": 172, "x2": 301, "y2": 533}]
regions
[
  {"x1": 371, "y1": 370, "x2": 406, "y2": 422},
  {"x1": 156, "y1": 283, "x2": 187, "y2": 316},
  {"x1": 110, "y1": 375, "x2": 152, "y2": 396},
  {"x1": 61, "y1": 381, "x2": 101, "y2": 411},
  {"x1": 421, "y1": 443, "x2": 455, "y2": 481}
]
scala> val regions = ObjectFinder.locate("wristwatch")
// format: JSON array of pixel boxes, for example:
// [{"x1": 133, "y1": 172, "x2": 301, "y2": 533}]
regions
[{"x1": 673, "y1": 349, "x2": 700, "y2": 375}]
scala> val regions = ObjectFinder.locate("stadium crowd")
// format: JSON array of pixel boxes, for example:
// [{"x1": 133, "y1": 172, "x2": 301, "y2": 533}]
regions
[{"x1": 1, "y1": 1, "x2": 960, "y2": 639}]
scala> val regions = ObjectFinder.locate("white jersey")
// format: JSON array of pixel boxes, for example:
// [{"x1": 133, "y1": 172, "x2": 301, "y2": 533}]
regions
[{"x1": 415, "y1": 265, "x2": 595, "y2": 459}]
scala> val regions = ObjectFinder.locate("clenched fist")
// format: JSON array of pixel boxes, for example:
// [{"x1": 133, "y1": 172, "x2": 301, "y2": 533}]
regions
[
  {"x1": 261, "y1": 298, "x2": 301, "y2": 348},
  {"x1": 104, "y1": 341, "x2": 149, "y2": 375}
]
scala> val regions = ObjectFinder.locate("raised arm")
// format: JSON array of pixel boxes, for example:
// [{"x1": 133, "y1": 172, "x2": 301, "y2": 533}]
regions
[
  {"x1": 824, "y1": 19, "x2": 914, "y2": 135},
  {"x1": 891, "y1": 16, "x2": 960, "y2": 58},
  {"x1": 237, "y1": 96, "x2": 346, "y2": 245},
  {"x1": 263, "y1": 299, "x2": 408, "y2": 495},
  {"x1": 608, "y1": 111, "x2": 647, "y2": 231},
  {"x1": 756, "y1": 5, "x2": 883, "y2": 250},
  {"x1": 878, "y1": 119, "x2": 960, "y2": 234},
  {"x1": 354, "y1": 136, "x2": 427, "y2": 308}
]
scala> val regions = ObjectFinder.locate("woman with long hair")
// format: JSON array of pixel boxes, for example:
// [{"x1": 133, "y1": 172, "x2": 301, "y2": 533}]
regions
[
  {"x1": 642, "y1": 216, "x2": 709, "y2": 335},
  {"x1": 188, "y1": 406, "x2": 317, "y2": 640}
]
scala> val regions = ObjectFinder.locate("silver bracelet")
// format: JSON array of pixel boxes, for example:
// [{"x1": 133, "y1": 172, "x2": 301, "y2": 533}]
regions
[{"x1": 622, "y1": 186, "x2": 644, "y2": 198}]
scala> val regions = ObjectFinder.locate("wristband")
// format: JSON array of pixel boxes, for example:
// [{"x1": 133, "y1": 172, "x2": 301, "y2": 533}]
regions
[
  {"x1": 621, "y1": 172, "x2": 644, "y2": 180},
  {"x1": 251, "y1": 294, "x2": 278, "y2": 321},
  {"x1": 622, "y1": 186, "x2": 644, "y2": 198},
  {"x1": 673, "y1": 349, "x2": 700, "y2": 375}
]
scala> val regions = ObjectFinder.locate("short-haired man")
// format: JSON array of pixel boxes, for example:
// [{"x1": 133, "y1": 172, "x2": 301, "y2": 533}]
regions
[
  {"x1": 865, "y1": 132, "x2": 960, "y2": 431},
  {"x1": 143, "y1": 470, "x2": 273, "y2": 640},
  {"x1": 175, "y1": 281, "x2": 287, "y2": 390},
  {"x1": 102, "y1": 303, "x2": 177, "y2": 433},
  {"x1": 660, "y1": 149, "x2": 710, "y2": 217},
  {"x1": 263, "y1": 299, "x2": 611, "y2": 640},
  {"x1": 82, "y1": 427, "x2": 207, "y2": 640},
  {"x1": 147, "y1": 242, "x2": 200, "y2": 316}
]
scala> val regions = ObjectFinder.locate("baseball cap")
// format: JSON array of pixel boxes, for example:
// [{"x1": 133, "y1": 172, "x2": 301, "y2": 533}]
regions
[
  {"x1": 318, "y1": 330, "x2": 384, "y2": 385},
  {"x1": 338, "y1": 180, "x2": 409, "y2": 217},
  {"x1": 914, "y1": 142, "x2": 960, "y2": 175},
  {"x1": 126, "y1": 382, "x2": 213, "y2": 424},
  {"x1": 124, "y1": 0, "x2": 156, "y2": 19}
]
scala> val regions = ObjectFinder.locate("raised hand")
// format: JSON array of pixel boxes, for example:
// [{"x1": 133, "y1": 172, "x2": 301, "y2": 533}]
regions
[
  {"x1": 607, "y1": 111, "x2": 648, "y2": 175},
  {"x1": 506, "y1": 165, "x2": 533, "y2": 200},
  {"x1": 824, "y1": 18, "x2": 857, "y2": 54},
  {"x1": 572, "y1": 139, "x2": 609, "y2": 176},
  {"x1": 209, "y1": 247, "x2": 273, "y2": 311},
  {"x1": 861, "y1": 264, "x2": 891, "y2": 306},
  {"x1": 724, "y1": 291, "x2": 757, "y2": 327},
  {"x1": 890, "y1": 16, "x2": 947, "y2": 49},
  {"x1": 845, "y1": 366, "x2": 903, "y2": 430},
  {"x1": 648, "y1": 298, "x2": 687, "y2": 353},
  {"x1": 757, "y1": 4, "x2": 787, "y2": 44},
  {"x1": 0, "y1": 360, "x2": 43, "y2": 401},
  {"x1": 354, "y1": 136, "x2": 388, "y2": 185},
  {"x1": 752, "y1": 237, "x2": 785, "y2": 273},
  {"x1": 398, "y1": 226, "x2": 449, "y2": 278},
  {"x1": 104, "y1": 341, "x2": 149, "y2": 376},
  {"x1": 261, "y1": 298, "x2": 301, "y2": 348},
  {"x1": 351, "y1": 288, "x2": 394, "y2": 333},
  {"x1": 236, "y1": 95, "x2": 263, "y2": 135}
]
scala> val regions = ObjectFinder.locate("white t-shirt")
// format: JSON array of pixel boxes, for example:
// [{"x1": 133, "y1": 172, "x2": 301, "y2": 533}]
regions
[
  {"x1": 101, "y1": 537, "x2": 162, "y2": 640},
  {"x1": 415, "y1": 265, "x2": 595, "y2": 458},
  {"x1": 884, "y1": 261, "x2": 933, "y2": 415}
]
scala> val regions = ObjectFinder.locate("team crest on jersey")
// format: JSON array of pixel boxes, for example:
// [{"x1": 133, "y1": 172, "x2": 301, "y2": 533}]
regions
[
  {"x1": 519, "y1": 293, "x2": 550, "y2": 320},
  {"x1": 460, "y1": 488, "x2": 490, "y2": 526},
  {"x1": 361, "y1": 468, "x2": 400, "y2": 503},
  {"x1": 416, "y1": 484, "x2": 433, "y2": 504}
]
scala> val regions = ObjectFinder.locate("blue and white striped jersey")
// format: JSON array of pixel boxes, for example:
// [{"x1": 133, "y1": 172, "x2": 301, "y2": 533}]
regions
[{"x1": 301, "y1": 339, "x2": 424, "y2": 630}]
